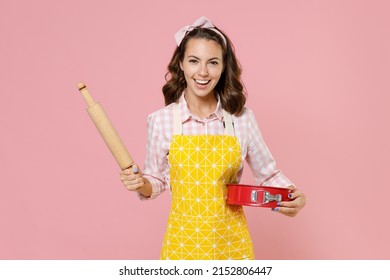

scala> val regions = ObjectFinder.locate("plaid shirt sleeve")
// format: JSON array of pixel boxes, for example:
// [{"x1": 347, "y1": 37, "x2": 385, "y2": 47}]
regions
[
  {"x1": 239, "y1": 108, "x2": 294, "y2": 187},
  {"x1": 139, "y1": 108, "x2": 172, "y2": 199}
]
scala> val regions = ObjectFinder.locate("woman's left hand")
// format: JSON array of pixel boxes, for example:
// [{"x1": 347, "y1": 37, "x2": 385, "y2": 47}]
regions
[{"x1": 273, "y1": 186, "x2": 306, "y2": 217}]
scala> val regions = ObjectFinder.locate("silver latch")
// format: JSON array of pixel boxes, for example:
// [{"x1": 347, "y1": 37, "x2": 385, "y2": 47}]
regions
[{"x1": 251, "y1": 190, "x2": 282, "y2": 205}]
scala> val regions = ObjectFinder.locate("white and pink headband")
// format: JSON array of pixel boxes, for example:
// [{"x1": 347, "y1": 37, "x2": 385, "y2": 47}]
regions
[{"x1": 174, "y1": 16, "x2": 227, "y2": 46}]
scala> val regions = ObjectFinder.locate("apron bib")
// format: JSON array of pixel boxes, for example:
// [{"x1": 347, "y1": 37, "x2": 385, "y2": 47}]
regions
[{"x1": 160, "y1": 104, "x2": 254, "y2": 260}]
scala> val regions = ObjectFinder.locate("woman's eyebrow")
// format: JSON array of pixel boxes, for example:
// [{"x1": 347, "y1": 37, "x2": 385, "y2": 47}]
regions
[{"x1": 187, "y1": 55, "x2": 221, "y2": 61}]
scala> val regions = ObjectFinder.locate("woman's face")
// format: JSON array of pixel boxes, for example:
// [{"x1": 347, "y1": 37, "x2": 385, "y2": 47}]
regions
[{"x1": 180, "y1": 38, "x2": 224, "y2": 100}]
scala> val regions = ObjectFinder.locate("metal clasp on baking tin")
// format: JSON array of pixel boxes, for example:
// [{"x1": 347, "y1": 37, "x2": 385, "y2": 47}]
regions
[{"x1": 251, "y1": 190, "x2": 282, "y2": 204}]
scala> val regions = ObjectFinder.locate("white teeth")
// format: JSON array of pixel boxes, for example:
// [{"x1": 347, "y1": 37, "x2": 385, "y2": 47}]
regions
[{"x1": 195, "y1": 79, "x2": 210, "y2": 85}]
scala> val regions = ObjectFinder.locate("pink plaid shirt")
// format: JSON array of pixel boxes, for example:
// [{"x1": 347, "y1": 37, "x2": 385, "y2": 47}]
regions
[{"x1": 142, "y1": 94, "x2": 293, "y2": 199}]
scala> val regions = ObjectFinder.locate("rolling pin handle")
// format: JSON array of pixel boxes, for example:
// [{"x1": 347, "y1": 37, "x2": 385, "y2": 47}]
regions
[
  {"x1": 77, "y1": 82, "x2": 96, "y2": 107},
  {"x1": 78, "y1": 84, "x2": 87, "y2": 91}
]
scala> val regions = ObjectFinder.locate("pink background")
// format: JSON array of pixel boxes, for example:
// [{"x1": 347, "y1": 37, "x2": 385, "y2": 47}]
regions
[{"x1": 1, "y1": 0, "x2": 389, "y2": 259}]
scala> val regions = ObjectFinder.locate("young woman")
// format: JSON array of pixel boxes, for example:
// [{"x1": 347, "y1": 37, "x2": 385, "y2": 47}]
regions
[{"x1": 120, "y1": 16, "x2": 306, "y2": 260}]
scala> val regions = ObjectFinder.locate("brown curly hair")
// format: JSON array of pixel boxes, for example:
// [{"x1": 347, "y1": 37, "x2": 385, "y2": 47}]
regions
[{"x1": 162, "y1": 27, "x2": 246, "y2": 116}]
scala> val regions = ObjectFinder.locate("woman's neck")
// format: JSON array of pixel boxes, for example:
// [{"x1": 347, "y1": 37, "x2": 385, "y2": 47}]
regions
[{"x1": 184, "y1": 91, "x2": 218, "y2": 119}]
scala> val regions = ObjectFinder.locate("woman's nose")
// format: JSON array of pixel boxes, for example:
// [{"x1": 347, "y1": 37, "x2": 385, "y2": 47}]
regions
[{"x1": 198, "y1": 63, "x2": 209, "y2": 76}]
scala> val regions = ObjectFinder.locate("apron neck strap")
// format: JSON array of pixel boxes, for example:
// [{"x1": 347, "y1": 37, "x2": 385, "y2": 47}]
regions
[
  {"x1": 173, "y1": 102, "x2": 182, "y2": 135},
  {"x1": 222, "y1": 109, "x2": 235, "y2": 136},
  {"x1": 172, "y1": 102, "x2": 235, "y2": 136}
]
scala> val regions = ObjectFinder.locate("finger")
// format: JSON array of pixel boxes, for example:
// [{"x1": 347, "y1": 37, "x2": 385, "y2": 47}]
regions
[
  {"x1": 121, "y1": 173, "x2": 142, "y2": 183},
  {"x1": 272, "y1": 206, "x2": 299, "y2": 217},
  {"x1": 131, "y1": 164, "x2": 139, "y2": 174},
  {"x1": 120, "y1": 168, "x2": 132, "y2": 176},
  {"x1": 287, "y1": 189, "x2": 303, "y2": 200},
  {"x1": 288, "y1": 191, "x2": 306, "y2": 210},
  {"x1": 125, "y1": 182, "x2": 143, "y2": 191},
  {"x1": 124, "y1": 176, "x2": 144, "y2": 185},
  {"x1": 277, "y1": 200, "x2": 300, "y2": 208},
  {"x1": 280, "y1": 195, "x2": 307, "y2": 209},
  {"x1": 120, "y1": 170, "x2": 143, "y2": 182},
  {"x1": 120, "y1": 164, "x2": 141, "y2": 176},
  {"x1": 123, "y1": 177, "x2": 145, "y2": 191}
]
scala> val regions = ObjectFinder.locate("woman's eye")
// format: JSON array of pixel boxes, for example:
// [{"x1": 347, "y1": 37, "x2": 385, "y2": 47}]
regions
[
  {"x1": 189, "y1": 59, "x2": 198, "y2": 64},
  {"x1": 209, "y1": 61, "x2": 219, "y2": 65}
]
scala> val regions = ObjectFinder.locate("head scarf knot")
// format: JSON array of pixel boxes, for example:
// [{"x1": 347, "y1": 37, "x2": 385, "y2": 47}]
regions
[{"x1": 174, "y1": 16, "x2": 227, "y2": 46}]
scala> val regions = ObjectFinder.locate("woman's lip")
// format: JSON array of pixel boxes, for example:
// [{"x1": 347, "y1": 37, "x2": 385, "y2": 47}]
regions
[
  {"x1": 194, "y1": 79, "x2": 211, "y2": 89},
  {"x1": 194, "y1": 79, "x2": 211, "y2": 85}
]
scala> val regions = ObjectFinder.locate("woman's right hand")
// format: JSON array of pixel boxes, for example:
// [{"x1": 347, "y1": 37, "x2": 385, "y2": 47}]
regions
[{"x1": 120, "y1": 164, "x2": 145, "y2": 191}]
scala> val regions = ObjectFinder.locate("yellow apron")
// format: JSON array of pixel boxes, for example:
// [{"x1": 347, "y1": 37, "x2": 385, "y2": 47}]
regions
[{"x1": 160, "y1": 104, "x2": 254, "y2": 260}]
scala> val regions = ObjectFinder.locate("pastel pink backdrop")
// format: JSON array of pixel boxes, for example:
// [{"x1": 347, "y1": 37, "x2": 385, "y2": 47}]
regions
[{"x1": 0, "y1": 0, "x2": 389, "y2": 259}]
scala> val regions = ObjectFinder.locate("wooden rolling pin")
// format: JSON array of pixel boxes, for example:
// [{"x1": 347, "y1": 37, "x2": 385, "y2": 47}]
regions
[{"x1": 77, "y1": 82, "x2": 135, "y2": 171}]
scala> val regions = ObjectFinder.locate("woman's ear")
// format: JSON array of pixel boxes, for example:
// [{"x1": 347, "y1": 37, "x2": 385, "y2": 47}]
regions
[{"x1": 179, "y1": 61, "x2": 184, "y2": 71}]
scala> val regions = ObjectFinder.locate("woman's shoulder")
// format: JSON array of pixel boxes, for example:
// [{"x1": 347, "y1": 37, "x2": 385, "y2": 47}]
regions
[
  {"x1": 233, "y1": 106, "x2": 256, "y2": 121},
  {"x1": 231, "y1": 107, "x2": 259, "y2": 132},
  {"x1": 149, "y1": 102, "x2": 176, "y2": 117},
  {"x1": 147, "y1": 102, "x2": 177, "y2": 125}
]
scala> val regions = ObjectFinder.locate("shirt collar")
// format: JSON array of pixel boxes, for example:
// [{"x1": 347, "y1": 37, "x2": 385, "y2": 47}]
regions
[{"x1": 178, "y1": 92, "x2": 224, "y2": 123}]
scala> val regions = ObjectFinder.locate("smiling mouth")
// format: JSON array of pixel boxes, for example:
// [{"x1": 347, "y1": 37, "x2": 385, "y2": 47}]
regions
[{"x1": 194, "y1": 79, "x2": 211, "y2": 85}]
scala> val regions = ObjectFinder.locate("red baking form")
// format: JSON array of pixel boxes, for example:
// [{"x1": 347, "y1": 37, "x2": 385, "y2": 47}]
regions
[{"x1": 227, "y1": 184, "x2": 292, "y2": 208}]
